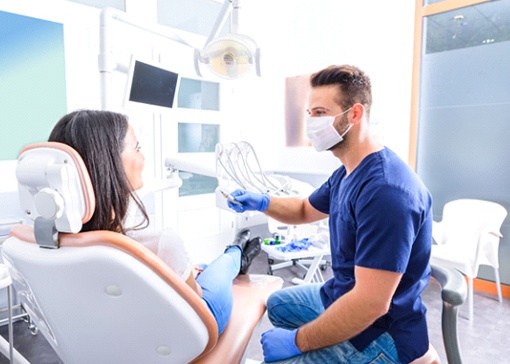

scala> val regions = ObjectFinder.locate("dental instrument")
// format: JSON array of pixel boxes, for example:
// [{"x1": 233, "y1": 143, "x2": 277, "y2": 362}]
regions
[{"x1": 219, "y1": 189, "x2": 242, "y2": 206}]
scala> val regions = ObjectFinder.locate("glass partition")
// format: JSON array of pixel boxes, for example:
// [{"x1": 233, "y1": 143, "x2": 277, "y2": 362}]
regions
[
  {"x1": 424, "y1": 1, "x2": 510, "y2": 54},
  {"x1": 416, "y1": 0, "x2": 510, "y2": 218},
  {"x1": 177, "y1": 122, "x2": 220, "y2": 196}
]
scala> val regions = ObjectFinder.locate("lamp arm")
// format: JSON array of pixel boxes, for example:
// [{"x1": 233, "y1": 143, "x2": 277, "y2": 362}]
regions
[
  {"x1": 255, "y1": 47, "x2": 262, "y2": 77},
  {"x1": 231, "y1": 0, "x2": 240, "y2": 34},
  {"x1": 204, "y1": 0, "x2": 233, "y2": 47},
  {"x1": 102, "y1": 7, "x2": 196, "y2": 49}
]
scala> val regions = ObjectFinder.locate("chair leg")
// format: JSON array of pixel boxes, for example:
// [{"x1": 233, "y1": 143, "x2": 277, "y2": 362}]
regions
[
  {"x1": 494, "y1": 268, "x2": 503, "y2": 303},
  {"x1": 467, "y1": 277, "x2": 474, "y2": 321}
]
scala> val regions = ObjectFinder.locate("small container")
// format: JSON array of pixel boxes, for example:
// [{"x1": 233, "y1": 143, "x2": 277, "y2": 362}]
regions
[{"x1": 273, "y1": 234, "x2": 281, "y2": 245}]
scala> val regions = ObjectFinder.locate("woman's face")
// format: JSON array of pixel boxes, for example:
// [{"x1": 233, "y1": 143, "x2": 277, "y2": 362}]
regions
[{"x1": 121, "y1": 124, "x2": 145, "y2": 190}]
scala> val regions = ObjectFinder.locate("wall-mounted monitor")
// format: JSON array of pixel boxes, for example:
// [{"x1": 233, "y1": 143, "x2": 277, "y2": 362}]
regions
[{"x1": 125, "y1": 57, "x2": 180, "y2": 109}]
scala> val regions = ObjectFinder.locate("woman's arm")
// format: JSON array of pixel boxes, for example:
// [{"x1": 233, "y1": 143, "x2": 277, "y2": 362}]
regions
[{"x1": 185, "y1": 268, "x2": 203, "y2": 298}]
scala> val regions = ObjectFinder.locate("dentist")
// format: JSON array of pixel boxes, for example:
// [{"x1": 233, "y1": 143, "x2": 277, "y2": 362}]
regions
[{"x1": 228, "y1": 65, "x2": 433, "y2": 363}]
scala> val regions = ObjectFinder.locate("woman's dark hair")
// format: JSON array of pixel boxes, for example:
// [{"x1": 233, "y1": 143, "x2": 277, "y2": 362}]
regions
[
  {"x1": 310, "y1": 64, "x2": 372, "y2": 117},
  {"x1": 48, "y1": 109, "x2": 149, "y2": 234}
]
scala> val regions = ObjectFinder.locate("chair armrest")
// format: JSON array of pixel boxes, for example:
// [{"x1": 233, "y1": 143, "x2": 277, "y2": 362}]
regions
[
  {"x1": 430, "y1": 263, "x2": 467, "y2": 364},
  {"x1": 430, "y1": 263, "x2": 467, "y2": 306}
]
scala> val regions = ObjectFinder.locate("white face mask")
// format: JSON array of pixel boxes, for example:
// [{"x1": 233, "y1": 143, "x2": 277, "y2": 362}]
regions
[{"x1": 306, "y1": 108, "x2": 352, "y2": 152}]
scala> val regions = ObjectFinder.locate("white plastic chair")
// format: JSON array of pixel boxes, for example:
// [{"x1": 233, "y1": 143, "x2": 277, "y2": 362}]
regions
[
  {"x1": 430, "y1": 199, "x2": 507, "y2": 321},
  {"x1": 2, "y1": 142, "x2": 282, "y2": 364}
]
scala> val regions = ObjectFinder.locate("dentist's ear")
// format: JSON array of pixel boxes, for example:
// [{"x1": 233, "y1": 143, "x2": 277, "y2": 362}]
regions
[{"x1": 351, "y1": 103, "x2": 365, "y2": 125}]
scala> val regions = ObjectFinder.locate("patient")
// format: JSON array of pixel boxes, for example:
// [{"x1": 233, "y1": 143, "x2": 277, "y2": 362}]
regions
[{"x1": 48, "y1": 109, "x2": 261, "y2": 335}]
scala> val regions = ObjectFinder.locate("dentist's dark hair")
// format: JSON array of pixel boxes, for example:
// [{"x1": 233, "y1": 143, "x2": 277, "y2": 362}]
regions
[
  {"x1": 48, "y1": 109, "x2": 149, "y2": 234},
  {"x1": 310, "y1": 64, "x2": 372, "y2": 117}
]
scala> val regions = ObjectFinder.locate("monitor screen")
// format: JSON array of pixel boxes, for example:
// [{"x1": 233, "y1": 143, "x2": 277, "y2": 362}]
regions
[{"x1": 127, "y1": 59, "x2": 179, "y2": 108}]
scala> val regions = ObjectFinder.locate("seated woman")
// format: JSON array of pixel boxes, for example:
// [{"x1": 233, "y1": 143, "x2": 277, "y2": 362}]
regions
[{"x1": 48, "y1": 109, "x2": 261, "y2": 335}]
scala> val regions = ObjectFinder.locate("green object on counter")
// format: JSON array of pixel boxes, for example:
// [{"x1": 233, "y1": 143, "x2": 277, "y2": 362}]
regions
[{"x1": 263, "y1": 237, "x2": 281, "y2": 245}]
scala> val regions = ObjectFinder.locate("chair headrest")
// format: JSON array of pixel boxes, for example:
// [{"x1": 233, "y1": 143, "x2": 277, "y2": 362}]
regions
[{"x1": 17, "y1": 142, "x2": 95, "y2": 247}]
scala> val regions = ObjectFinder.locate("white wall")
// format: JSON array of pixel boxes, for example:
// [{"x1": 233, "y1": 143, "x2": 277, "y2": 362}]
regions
[
  {"x1": 0, "y1": 0, "x2": 416, "y2": 261},
  {"x1": 0, "y1": 0, "x2": 415, "y2": 177},
  {"x1": 236, "y1": 0, "x2": 416, "y2": 173}
]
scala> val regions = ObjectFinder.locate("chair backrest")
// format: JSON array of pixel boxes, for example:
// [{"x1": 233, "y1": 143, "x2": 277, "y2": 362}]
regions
[
  {"x1": 3, "y1": 142, "x2": 218, "y2": 363},
  {"x1": 435, "y1": 199, "x2": 507, "y2": 261}
]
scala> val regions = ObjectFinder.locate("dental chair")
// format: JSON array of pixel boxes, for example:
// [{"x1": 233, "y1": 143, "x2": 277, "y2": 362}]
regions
[{"x1": 2, "y1": 142, "x2": 283, "y2": 364}]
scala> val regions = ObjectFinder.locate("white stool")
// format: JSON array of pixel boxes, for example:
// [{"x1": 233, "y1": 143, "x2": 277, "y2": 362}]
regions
[{"x1": 0, "y1": 264, "x2": 30, "y2": 364}]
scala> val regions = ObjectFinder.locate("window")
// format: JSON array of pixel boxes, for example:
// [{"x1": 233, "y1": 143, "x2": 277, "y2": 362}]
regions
[
  {"x1": 424, "y1": 2, "x2": 510, "y2": 53},
  {"x1": 178, "y1": 77, "x2": 220, "y2": 111},
  {"x1": 410, "y1": 1, "x2": 510, "y2": 289}
]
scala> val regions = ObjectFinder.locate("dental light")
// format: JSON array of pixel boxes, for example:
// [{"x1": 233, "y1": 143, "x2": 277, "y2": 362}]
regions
[{"x1": 194, "y1": 0, "x2": 261, "y2": 80}]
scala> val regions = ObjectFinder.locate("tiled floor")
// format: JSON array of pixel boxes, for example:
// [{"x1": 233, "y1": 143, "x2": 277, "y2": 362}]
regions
[{"x1": 0, "y1": 250, "x2": 509, "y2": 363}]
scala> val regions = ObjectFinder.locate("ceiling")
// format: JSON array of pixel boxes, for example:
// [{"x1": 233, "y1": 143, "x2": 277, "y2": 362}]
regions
[{"x1": 425, "y1": 0, "x2": 510, "y2": 53}]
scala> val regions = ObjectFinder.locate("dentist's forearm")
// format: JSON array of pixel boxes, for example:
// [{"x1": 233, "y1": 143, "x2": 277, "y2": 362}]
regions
[{"x1": 264, "y1": 197, "x2": 327, "y2": 225}]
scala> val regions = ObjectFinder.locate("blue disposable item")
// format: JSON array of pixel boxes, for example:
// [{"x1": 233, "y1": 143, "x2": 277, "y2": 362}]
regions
[
  {"x1": 260, "y1": 327, "x2": 302, "y2": 362},
  {"x1": 227, "y1": 189, "x2": 270, "y2": 212},
  {"x1": 276, "y1": 238, "x2": 312, "y2": 253}
]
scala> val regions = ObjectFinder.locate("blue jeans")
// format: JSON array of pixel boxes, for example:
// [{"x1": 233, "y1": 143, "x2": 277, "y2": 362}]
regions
[
  {"x1": 263, "y1": 284, "x2": 401, "y2": 363},
  {"x1": 196, "y1": 246, "x2": 241, "y2": 335}
]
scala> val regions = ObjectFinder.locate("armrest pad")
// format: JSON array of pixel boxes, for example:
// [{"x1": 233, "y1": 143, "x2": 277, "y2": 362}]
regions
[{"x1": 430, "y1": 263, "x2": 467, "y2": 306}]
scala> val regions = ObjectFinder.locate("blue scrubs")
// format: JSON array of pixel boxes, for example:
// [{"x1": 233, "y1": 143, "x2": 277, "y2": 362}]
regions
[{"x1": 308, "y1": 147, "x2": 432, "y2": 363}]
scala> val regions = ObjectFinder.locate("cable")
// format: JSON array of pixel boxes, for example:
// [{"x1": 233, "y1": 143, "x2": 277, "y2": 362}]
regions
[{"x1": 215, "y1": 141, "x2": 292, "y2": 195}]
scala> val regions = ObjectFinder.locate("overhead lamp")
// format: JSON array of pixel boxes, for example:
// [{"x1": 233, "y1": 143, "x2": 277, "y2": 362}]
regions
[{"x1": 194, "y1": 0, "x2": 261, "y2": 80}]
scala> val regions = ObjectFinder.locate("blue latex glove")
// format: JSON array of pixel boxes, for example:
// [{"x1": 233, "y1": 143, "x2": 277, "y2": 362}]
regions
[
  {"x1": 227, "y1": 189, "x2": 270, "y2": 212},
  {"x1": 260, "y1": 328, "x2": 302, "y2": 362}
]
